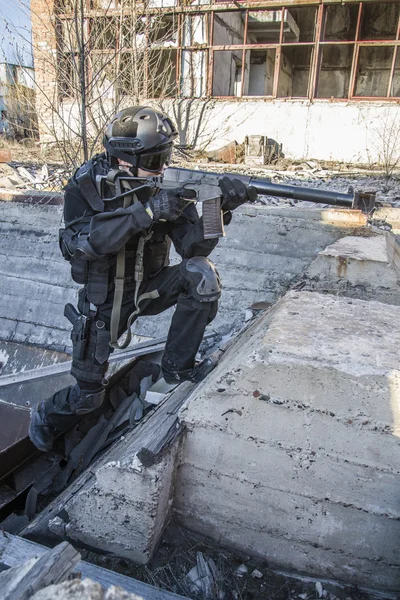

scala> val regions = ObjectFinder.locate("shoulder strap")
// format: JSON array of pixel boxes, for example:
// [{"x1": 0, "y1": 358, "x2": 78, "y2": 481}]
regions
[{"x1": 76, "y1": 161, "x2": 105, "y2": 212}]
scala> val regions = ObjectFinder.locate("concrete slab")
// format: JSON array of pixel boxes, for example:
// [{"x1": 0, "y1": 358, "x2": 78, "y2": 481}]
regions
[
  {"x1": 175, "y1": 291, "x2": 400, "y2": 591},
  {"x1": 303, "y1": 234, "x2": 399, "y2": 305}
]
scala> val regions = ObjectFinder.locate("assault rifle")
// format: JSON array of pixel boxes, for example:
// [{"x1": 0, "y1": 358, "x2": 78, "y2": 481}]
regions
[{"x1": 96, "y1": 167, "x2": 376, "y2": 240}]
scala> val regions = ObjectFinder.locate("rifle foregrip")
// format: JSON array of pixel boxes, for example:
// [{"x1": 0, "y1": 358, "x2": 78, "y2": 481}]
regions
[{"x1": 202, "y1": 198, "x2": 225, "y2": 239}]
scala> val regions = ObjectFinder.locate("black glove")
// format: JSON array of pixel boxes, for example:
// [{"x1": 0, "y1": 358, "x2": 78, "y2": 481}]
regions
[
  {"x1": 219, "y1": 177, "x2": 258, "y2": 212},
  {"x1": 147, "y1": 188, "x2": 197, "y2": 222}
]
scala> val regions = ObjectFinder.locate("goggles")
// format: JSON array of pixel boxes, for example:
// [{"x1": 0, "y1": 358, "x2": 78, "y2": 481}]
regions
[{"x1": 138, "y1": 147, "x2": 173, "y2": 173}]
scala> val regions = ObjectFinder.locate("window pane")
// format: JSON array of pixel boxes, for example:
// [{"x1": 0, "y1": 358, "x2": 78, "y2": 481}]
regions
[
  {"x1": 148, "y1": 15, "x2": 178, "y2": 45},
  {"x1": 322, "y1": 4, "x2": 359, "y2": 41},
  {"x1": 360, "y1": 3, "x2": 399, "y2": 40},
  {"x1": 317, "y1": 44, "x2": 354, "y2": 98},
  {"x1": 355, "y1": 46, "x2": 394, "y2": 97},
  {"x1": 390, "y1": 49, "x2": 400, "y2": 97},
  {"x1": 283, "y1": 7, "x2": 317, "y2": 43},
  {"x1": 60, "y1": 19, "x2": 79, "y2": 52},
  {"x1": 148, "y1": 50, "x2": 177, "y2": 97},
  {"x1": 243, "y1": 49, "x2": 275, "y2": 96},
  {"x1": 89, "y1": 17, "x2": 117, "y2": 49},
  {"x1": 181, "y1": 50, "x2": 207, "y2": 97},
  {"x1": 91, "y1": 53, "x2": 117, "y2": 98},
  {"x1": 246, "y1": 9, "x2": 287, "y2": 44},
  {"x1": 212, "y1": 50, "x2": 242, "y2": 96},
  {"x1": 183, "y1": 15, "x2": 207, "y2": 45},
  {"x1": 278, "y1": 46, "x2": 313, "y2": 97},
  {"x1": 213, "y1": 12, "x2": 245, "y2": 45}
]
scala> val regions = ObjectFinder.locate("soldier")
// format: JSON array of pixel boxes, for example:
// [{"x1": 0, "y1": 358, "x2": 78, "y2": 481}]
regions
[{"x1": 29, "y1": 106, "x2": 256, "y2": 452}]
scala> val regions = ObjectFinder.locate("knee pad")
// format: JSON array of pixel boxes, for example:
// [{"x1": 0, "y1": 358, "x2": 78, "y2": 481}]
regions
[{"x1": 181, "y1": 257, "x2": 221, "y2": 303}]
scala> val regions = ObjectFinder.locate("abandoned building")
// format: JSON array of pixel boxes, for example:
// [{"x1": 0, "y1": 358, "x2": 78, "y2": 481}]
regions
[
  {"x1": 0, "y1": 61, "x2": 36, "y2": 138},
  {"x1": 30, "y1": 0, "x2": 400, "y2": 162}
]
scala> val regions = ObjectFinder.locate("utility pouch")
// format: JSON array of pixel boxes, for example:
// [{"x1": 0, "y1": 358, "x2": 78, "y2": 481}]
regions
[
  {"x1": 65, "y1": 303, "x2": 90, "y2": 361},
  {"x1": 60, "y1": 228, "x2": 90, "y2": 285},
  {"x1": 87, "y1": 260, "x2": 110, "y2": 306},
  {"x1": 59, "y1": 228, "x2": 76, "y2": 260},
  {"x1": 71, "y1": 257, "x2": 89, "y2": 285},
  {"x1": 94, "y1": 321, "x2": 110, "y2": 364}
]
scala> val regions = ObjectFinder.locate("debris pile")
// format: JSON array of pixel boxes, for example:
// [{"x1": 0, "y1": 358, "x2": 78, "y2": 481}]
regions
[{"x1": 0, "y1": 161, "x2": 69, "y2": 192}]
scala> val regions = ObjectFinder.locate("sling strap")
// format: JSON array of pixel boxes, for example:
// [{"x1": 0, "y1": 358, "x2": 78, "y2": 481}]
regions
[{"x1": 109, "y1": 179, "x2": 159, "y2": 350}]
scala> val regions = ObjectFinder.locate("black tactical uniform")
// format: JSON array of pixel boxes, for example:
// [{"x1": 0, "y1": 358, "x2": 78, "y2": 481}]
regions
[
  {"x1": 29, "y1": 106, "x2": 255, "y2": 452},
  {"x1": 62, "y1": 151, "x2": 222, "y2": 385}
]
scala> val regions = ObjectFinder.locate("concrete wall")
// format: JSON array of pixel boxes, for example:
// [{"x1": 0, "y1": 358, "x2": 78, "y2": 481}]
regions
[
  {"x1": 0, "y1": 199, "x2": 368, "y2": 350},
  {"x1": 175, "y1": 288, "x2": 400, "y2": 591},
  {"x1": 200, "y1": 100, "x2": 400, "y2": 163}
]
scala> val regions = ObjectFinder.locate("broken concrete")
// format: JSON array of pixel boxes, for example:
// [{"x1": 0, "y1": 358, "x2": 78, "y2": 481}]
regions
[
  {"x1": 303, "y1": 233, "x2": 400, "y2": 304},
  {"x1": 22, "y1": 381, "x2": 195, "y2": 564},
  {"x1": 175, "y1": 290, "x2": 400, "y2": 591}
]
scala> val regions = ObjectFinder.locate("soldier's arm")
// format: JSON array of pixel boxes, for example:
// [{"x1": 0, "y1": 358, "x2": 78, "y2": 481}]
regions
[
  {"x1": 88, "y1": 203, "x2": 153, "y2": 255},
  {"x1": 168, "y1": 202, "x2": 231, "y2": 259}
]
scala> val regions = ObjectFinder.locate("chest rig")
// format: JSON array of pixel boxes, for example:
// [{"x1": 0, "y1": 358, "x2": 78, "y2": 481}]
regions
[{"x1": 75, "y1": 162, "x2": 160, "y2": 350}]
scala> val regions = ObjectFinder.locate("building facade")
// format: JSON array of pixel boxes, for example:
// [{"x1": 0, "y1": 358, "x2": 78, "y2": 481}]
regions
[{"x1": 31, "y1": 0, "x2": 400, "y2": 162}]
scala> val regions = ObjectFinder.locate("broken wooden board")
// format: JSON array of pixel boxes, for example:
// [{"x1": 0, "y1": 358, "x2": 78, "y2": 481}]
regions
[
  {"x1": 0, "y1": 532, "x2": 190, "y2": 600},
  {"x1": 0, "y1": 540, "x2": 80, "y2": 600}
]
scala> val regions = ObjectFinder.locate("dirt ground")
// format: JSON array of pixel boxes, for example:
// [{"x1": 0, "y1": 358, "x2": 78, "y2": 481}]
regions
[{"x1": 80, "y1": 523, "x2": 377, "y2": 600}]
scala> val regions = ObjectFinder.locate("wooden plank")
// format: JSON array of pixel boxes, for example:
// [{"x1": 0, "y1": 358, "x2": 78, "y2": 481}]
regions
[
  {"x1": 0, "y1": 540, "x2": 80, "y2": 600},
  {"x1": 0, "y1": 532, "x2": 190, "y2": 600}
]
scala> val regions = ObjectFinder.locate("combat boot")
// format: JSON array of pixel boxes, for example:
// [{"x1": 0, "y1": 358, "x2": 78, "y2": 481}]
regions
[
  {"x1": 29, "y1": 385, "x2": 106, "y2": 452},
  {"x1": 161, "y1": 355, "x2": 218, "y2": 385}
]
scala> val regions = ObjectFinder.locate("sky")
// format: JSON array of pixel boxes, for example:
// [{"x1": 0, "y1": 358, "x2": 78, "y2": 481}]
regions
[{"x1": 0, "y1": 0, "x2": 33, "y2": 66}]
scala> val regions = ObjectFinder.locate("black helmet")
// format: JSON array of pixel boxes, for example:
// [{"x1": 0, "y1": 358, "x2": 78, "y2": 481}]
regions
[{"x1": 104, "y1": 106, "x2": 178, "y2": 172}]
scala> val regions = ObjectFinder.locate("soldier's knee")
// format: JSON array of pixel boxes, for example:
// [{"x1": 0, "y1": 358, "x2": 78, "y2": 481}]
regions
[{"x1": 180, "y1": 257, "x2": 221, "y2": 303}]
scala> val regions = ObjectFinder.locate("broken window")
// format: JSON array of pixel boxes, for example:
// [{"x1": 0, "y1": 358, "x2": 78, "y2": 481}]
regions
[
  {"x1": 246, "y1": 9, "x2": 290, "y2": 44},
  {"x1": 147, "y1": 49, "x2": 177, "y2": 98},
  {"x1": 360, "y1": 2, "x2": 399, "y2": 40},
  {"x1": 89, "y1": 17, "x2": 117, "y2": 50},
  {"x1": 212, "y1": 50, "x2": 243, "y2": 96},
  {"x1": 181, "y1": 50, "x2": 207, "y2": 97},
  {"x1": 278, "y1": 46, "x2": 313, "y2": 98},
  {"x1": 355, "y1": 46, "x2": 395, "y2": 97},
  {"x1": 283, "y1": 6, "x2": 316, "y2": 42},
  {"x1": 322, "y1": 4, "x2": 359, "y2": 42},
  {"x1": 90, "y1": 53, "x2": 117, "y2": 98},
  {"x1": 183, "y1": 14, "x2": 207, "y2": 46},
  {"x1": 60, "y1": 19, "x2": 80, "y2": 52},
  {"x1": 316, "y1": 44, "x2": 353, "y2": 99},
  {"x1": 148, "y1": 15, "x2": 178, "y2": 46},
  {"x1": 243, "y1": 49, "x2": 275, "y2": 96},
  {"x1": 58, "y1": 53, "x2": 77, "y2": 99},
  {"x1": 213, "y1": 12, "x2": 245, "y2": 45},
  {"x1": 120, "y1": 17, "x2": 146, "y2": 49},
  {"x1": 390, "y1": 50, "x2": 400, "y2": 97}
]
